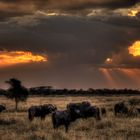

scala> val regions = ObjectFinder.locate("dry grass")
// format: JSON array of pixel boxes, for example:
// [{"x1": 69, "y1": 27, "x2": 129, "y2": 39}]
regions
[{"x1": 0, "y1": 95, "x2": 140, "y2": 140}]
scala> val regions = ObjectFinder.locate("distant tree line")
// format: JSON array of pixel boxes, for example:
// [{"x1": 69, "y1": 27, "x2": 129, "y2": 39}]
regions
[
  {"x1": 0, "y1": 78, "x2": 139, "y2": 112},
  {"x1": 0, "y1": 79, "x2": 140, "y2": 101},
  {"x1": 0, "y1": 85, "x2": 140, "y2": 98},
  {"x1": 29, "y1": 87, "x2": 140, "y2": 96}
]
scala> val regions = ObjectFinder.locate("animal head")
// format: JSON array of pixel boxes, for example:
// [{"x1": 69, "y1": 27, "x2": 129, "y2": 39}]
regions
[
  {"x1": 48, "y1": 105, "x2": 57, "y2": 112},
  {"x1": 43, "y1": 104, "x2": 57, "y2": 113}
]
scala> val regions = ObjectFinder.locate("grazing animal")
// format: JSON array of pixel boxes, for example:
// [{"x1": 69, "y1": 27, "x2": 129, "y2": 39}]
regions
[
  {"x1": 114, "y1": 102, "x2": 128, "y2": 116},
  {"x1": 52, "y1": 109, "x2": 81, "y2": 132},
  {"x1": 0, "y1": 105, "x2": 6, "y2": 113},
  {"x1": 28, "y1": 104, "x2": 57, "y2": 121},
  {"x1": 67, "y1": 101, "x2": 91, "y2": 109},
  {"x1": 81, "y1": 106, "x2": 101, "y2": 120},
  {"x1": 101, "y1": 107, "x2": 107, "y2": 116},
  {"x1": 67, "y1": 101, "x2": 91, "y2": 114},
  {"x1": 41, "y1": 104, "x2": 57, "y2": 119},
  {"x1": 52, "y1": 110, "x2": 71, "y2": 132},
  {"x1": 67, "y1": 101, "x2": 101, "y2": 120}
]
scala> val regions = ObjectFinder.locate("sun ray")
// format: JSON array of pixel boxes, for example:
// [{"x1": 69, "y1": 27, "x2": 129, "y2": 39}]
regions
[
  {"x1": 119, "y1": 68, "x2": 140, "y2": 86},
  {"x1": 99, "y1": 68, "x2": 117, "y2": 88}
]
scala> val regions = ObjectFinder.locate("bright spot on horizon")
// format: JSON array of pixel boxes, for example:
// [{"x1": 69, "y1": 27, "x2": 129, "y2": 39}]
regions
[
  {"x1": 128, "y1": 10, "x2": 138, "y2": 17},
  {"x1": 0, "y1": 51, "x2": 47, "y2": 67},
  {"x1": 128, "y1": 41, "x2": 140, "y2": 56}
]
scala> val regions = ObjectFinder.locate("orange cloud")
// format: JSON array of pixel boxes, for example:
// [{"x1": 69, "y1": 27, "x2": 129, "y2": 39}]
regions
[
  {"x1": 128, "y1": 10, "x2": 138, "y2": 17},
  {"x1": 128, "y1": 41, "x2": 140, "y2": 57},
  {"x1": 0, "y1": 51, "x2": 47, "y2": 67}
]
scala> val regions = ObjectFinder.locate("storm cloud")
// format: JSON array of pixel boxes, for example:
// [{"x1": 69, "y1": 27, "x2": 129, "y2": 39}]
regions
[
  {"x1": 0, "y1": 0, "x2": 140, "y2": 89},
  {"x1": 1, "y1": 16, "x2": 140, "y2": 68},
  {"x1": 0, "y1": 0, "x2": 139, "y2": 19}
]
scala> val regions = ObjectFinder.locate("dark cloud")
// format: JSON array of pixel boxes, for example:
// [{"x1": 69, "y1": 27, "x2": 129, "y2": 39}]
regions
[
  {"x1": 0, "y1": 0, "x2": 138, "y2": 8},
  {"x1": 0, "y1": 0, "x2": 139, "y2": 20},
  {"x1": 0, "y1": 4, "x2": 140, "y2": 88},
  {"x1": 103, "y1": 15, "x2": 140, "y2": 28},
  {"x1": 0, "y1": 16, "x2": 140, "y2": 68},
  {"x1": 53, "y1": 0, "x2": 138, "y2": 10}
]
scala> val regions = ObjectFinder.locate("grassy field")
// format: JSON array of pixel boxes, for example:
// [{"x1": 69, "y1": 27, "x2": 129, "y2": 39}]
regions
[{"x1": 0, "y1": 95, "x2": 140, "y2": 140}]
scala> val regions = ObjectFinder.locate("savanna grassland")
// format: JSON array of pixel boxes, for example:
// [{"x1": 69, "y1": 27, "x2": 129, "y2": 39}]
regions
[{"x1": 0, "y1": 95, "x2": 140, "y2": 140}]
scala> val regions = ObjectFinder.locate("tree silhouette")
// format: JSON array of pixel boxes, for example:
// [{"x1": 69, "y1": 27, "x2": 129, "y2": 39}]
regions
[{"x1": 6, "y1": 78, "x2": 29, "y2": 111}]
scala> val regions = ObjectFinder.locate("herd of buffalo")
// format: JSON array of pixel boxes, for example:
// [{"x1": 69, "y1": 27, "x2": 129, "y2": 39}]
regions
[{"x1": 0, "y1": 101, "x2": 140, "y2": 132}]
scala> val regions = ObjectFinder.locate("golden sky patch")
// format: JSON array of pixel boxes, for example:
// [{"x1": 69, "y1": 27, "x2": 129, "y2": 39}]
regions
[
  {"x1": 128, "y1": 41, "x2": 140, "y2": 56},
  {"x1": 128, "y1": 10, "x2": 138, "y2": 17},
  {"x1": 0, "y1": 51, "x2": 47, "y2": 67}
]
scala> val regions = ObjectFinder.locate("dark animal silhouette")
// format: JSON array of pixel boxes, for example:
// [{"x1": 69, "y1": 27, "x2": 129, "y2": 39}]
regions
[
  {"x1": 114, "y1": 102, "x2": 128, "y2": 116},
  {"x1": 28, "y1": 104, "x2": 57, "y2": 121},
  {"x1": 52, "y1": 109, "x2": 81, "y2": 133},
  {"x1": 101, "y1": 107, "x2": 107, "y2": 116},
  {"x1": 67, "y1": 102, "x2": 91, "y2": 117},
  {"x1": 67, "y1": 101, "x2": 91, "y2": 108},
  {"x1": 52, "y1": 110, "x2": 71, "y2": 133},
  {"x1": 81, "y1": 106, "x2": 101, "y2": 120},
  {"x1": 0, "y1": 105, "x2": 6, "y2": 113},
  {"x1": 67, "y1": 101, "x2": 100, "y2": 120}
]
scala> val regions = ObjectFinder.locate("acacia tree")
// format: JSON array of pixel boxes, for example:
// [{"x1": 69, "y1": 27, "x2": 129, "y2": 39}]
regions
[{"x1": 6, "y1": 78, "x2": 29, "y2": 111}]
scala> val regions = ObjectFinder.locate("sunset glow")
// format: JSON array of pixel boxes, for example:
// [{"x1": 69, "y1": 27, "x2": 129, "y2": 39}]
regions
[
  {"x1": 120, "y1": 68, "x2": 140, "y2": 85},
  {"x1": 0, "y1": 51, "x2": 47, "y2": 67},
  {"x1": 128, "y1": 10, "x2": 138, "y2": 17},
  {"x1": 0, "y1": 0, "x2": 140, "y2": 89},
  {"x1": 37, "y1": 10, "x2": 59, "y2": 16},
  {"x1": 128, "y1": 41, "x2": 140, "y2": 56},
  {"x1": 99, "y1": 68, "x2": 140, "y2": 88}
]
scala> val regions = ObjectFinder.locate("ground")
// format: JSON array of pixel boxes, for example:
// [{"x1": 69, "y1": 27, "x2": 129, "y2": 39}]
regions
[{"x1": 0, "y1": 95, "x2": 140, "y2": 140}]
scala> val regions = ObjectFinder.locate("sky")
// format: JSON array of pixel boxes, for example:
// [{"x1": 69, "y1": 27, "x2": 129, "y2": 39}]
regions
[{"x1": 0, "y1": 0, "x2": 140, "y2": 89}]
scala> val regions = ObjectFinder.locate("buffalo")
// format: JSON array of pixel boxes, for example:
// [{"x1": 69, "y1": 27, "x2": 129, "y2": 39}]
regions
[
  {"x1": 52, "y1": 108, "x2": 81, "y2": 132},
  {"x1": 67, "y1": 101, "x2": 91, "y2": 116},
  {"x1": 81, "y1": 106, "x2": 101, "y2": 120},
  {"x1": 52, "y1": 110, "x2": 71, "y2": 132},
  {"x1": 114, "y1": 102, "x2": 128, "y2": 116},
  {"x1": 67, "y1": 101, "x2": 91, "y2": 110},
  {"x1": 28, "y1": 104, "x2": 57, "y2": 121},
  {"x1": 67, "y1": 101, "x2": 101, "y2": 120},
  {"x1": 0, "y1": 105, "x2": 6, "y2": 113}
]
